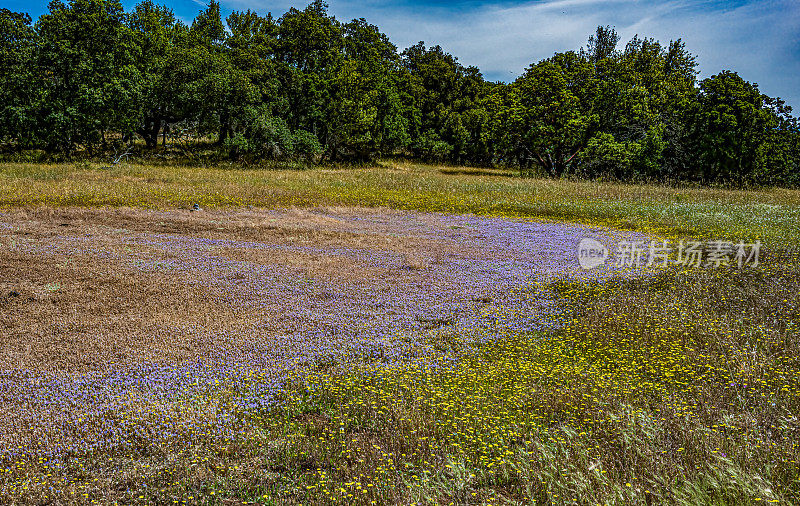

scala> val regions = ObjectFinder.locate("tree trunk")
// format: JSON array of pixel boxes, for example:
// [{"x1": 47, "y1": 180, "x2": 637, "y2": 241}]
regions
[
  {"x1": 217, "y1": 113, "x2": 231, "y2": 146},
  {"x1": 137, "y1": 118, "x2": 161, "y2": 149}
]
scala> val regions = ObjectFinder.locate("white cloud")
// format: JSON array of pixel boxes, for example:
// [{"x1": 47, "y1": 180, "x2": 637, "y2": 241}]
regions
[{"x1": 223, "y1": 0, "x2": 800, "y2": 108}]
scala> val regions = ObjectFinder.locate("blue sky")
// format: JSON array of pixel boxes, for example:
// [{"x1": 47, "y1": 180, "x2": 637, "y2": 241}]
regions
[{"x1": 6, "y1": 0, "x2": 800, "y2": 110}]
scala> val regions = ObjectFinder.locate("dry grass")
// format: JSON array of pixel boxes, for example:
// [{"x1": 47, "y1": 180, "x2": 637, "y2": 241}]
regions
[
  {"x1": 0, "y1": 207, "x2": 479, "y2": 374},
  {"x1": 1, "y1": 162, "x2": 798, "y2": 504},
  {"x1": 5, "y1": 258, "x2": 797, "y2": 504},
  {"x1": 0, "y1": 206, "x2": 538, "y2": 376},
  {"x1": 1, "y1": 159, "x2": 799, "y2": 245}
]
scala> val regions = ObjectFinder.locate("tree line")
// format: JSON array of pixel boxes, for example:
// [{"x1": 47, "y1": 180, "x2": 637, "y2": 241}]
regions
[{"x1": 1, "y1": 0, "x2": 798, "y2": 185}]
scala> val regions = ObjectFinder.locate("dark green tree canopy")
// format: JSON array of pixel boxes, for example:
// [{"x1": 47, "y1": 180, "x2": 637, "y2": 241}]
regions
[{"x1": 0, "y1": 1, "x2": 797, "y2": 184}]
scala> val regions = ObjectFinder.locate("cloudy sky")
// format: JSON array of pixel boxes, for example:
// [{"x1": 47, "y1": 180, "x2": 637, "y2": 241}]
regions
[{"x1": 10, "y1": 0, "x2": 800, "y2": 110}]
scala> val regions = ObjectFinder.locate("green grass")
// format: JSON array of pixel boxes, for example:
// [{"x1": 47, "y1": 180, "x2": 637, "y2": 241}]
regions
[
  {"x1": 5, "y1": 265, "x2": 798, "y2": 504},
  {"x1": 2, "y1": 160, "x2": 799, "y2": 504},
  {"x1": 1, "y1": 159, "x2": 799, "y2": 245}
]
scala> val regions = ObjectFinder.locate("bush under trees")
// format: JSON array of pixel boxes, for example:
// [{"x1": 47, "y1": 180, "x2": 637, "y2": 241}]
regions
[{"x1": 0, "y1": 2, "x2": 798, "y2": 184}]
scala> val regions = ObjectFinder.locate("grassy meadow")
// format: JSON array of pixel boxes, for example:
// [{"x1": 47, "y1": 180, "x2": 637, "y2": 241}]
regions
[
  {"x1": 1, "y1": 159, "x2": 799, "y2": 246},
  {"x1": 1, "y1": 161, "x2": 799, "y2": 505}
]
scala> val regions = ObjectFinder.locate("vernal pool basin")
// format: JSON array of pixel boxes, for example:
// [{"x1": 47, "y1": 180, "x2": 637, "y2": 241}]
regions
[{"x1": 0, "y1": 207, "x2": 651, "y2": 460}]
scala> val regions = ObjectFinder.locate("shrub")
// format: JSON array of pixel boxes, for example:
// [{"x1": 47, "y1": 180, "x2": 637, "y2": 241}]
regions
[
  {"x1": 579, "y1": 132, "x2": 640, "y2": 179},
  {"x1": 291, "y1": 129, "x2": 323, "y2": 161},
  {"x1": 246, "y1": 113, "x2": 294, "y2": 159}
]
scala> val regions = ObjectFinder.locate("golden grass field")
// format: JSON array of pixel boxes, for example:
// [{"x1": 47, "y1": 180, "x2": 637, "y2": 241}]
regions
[
  {"x1": 1, "y1": 159, "x2": 799, "y2": 245},
  {"x1": 1, "y1": 161, "x2": 799, "y2": 505}
]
